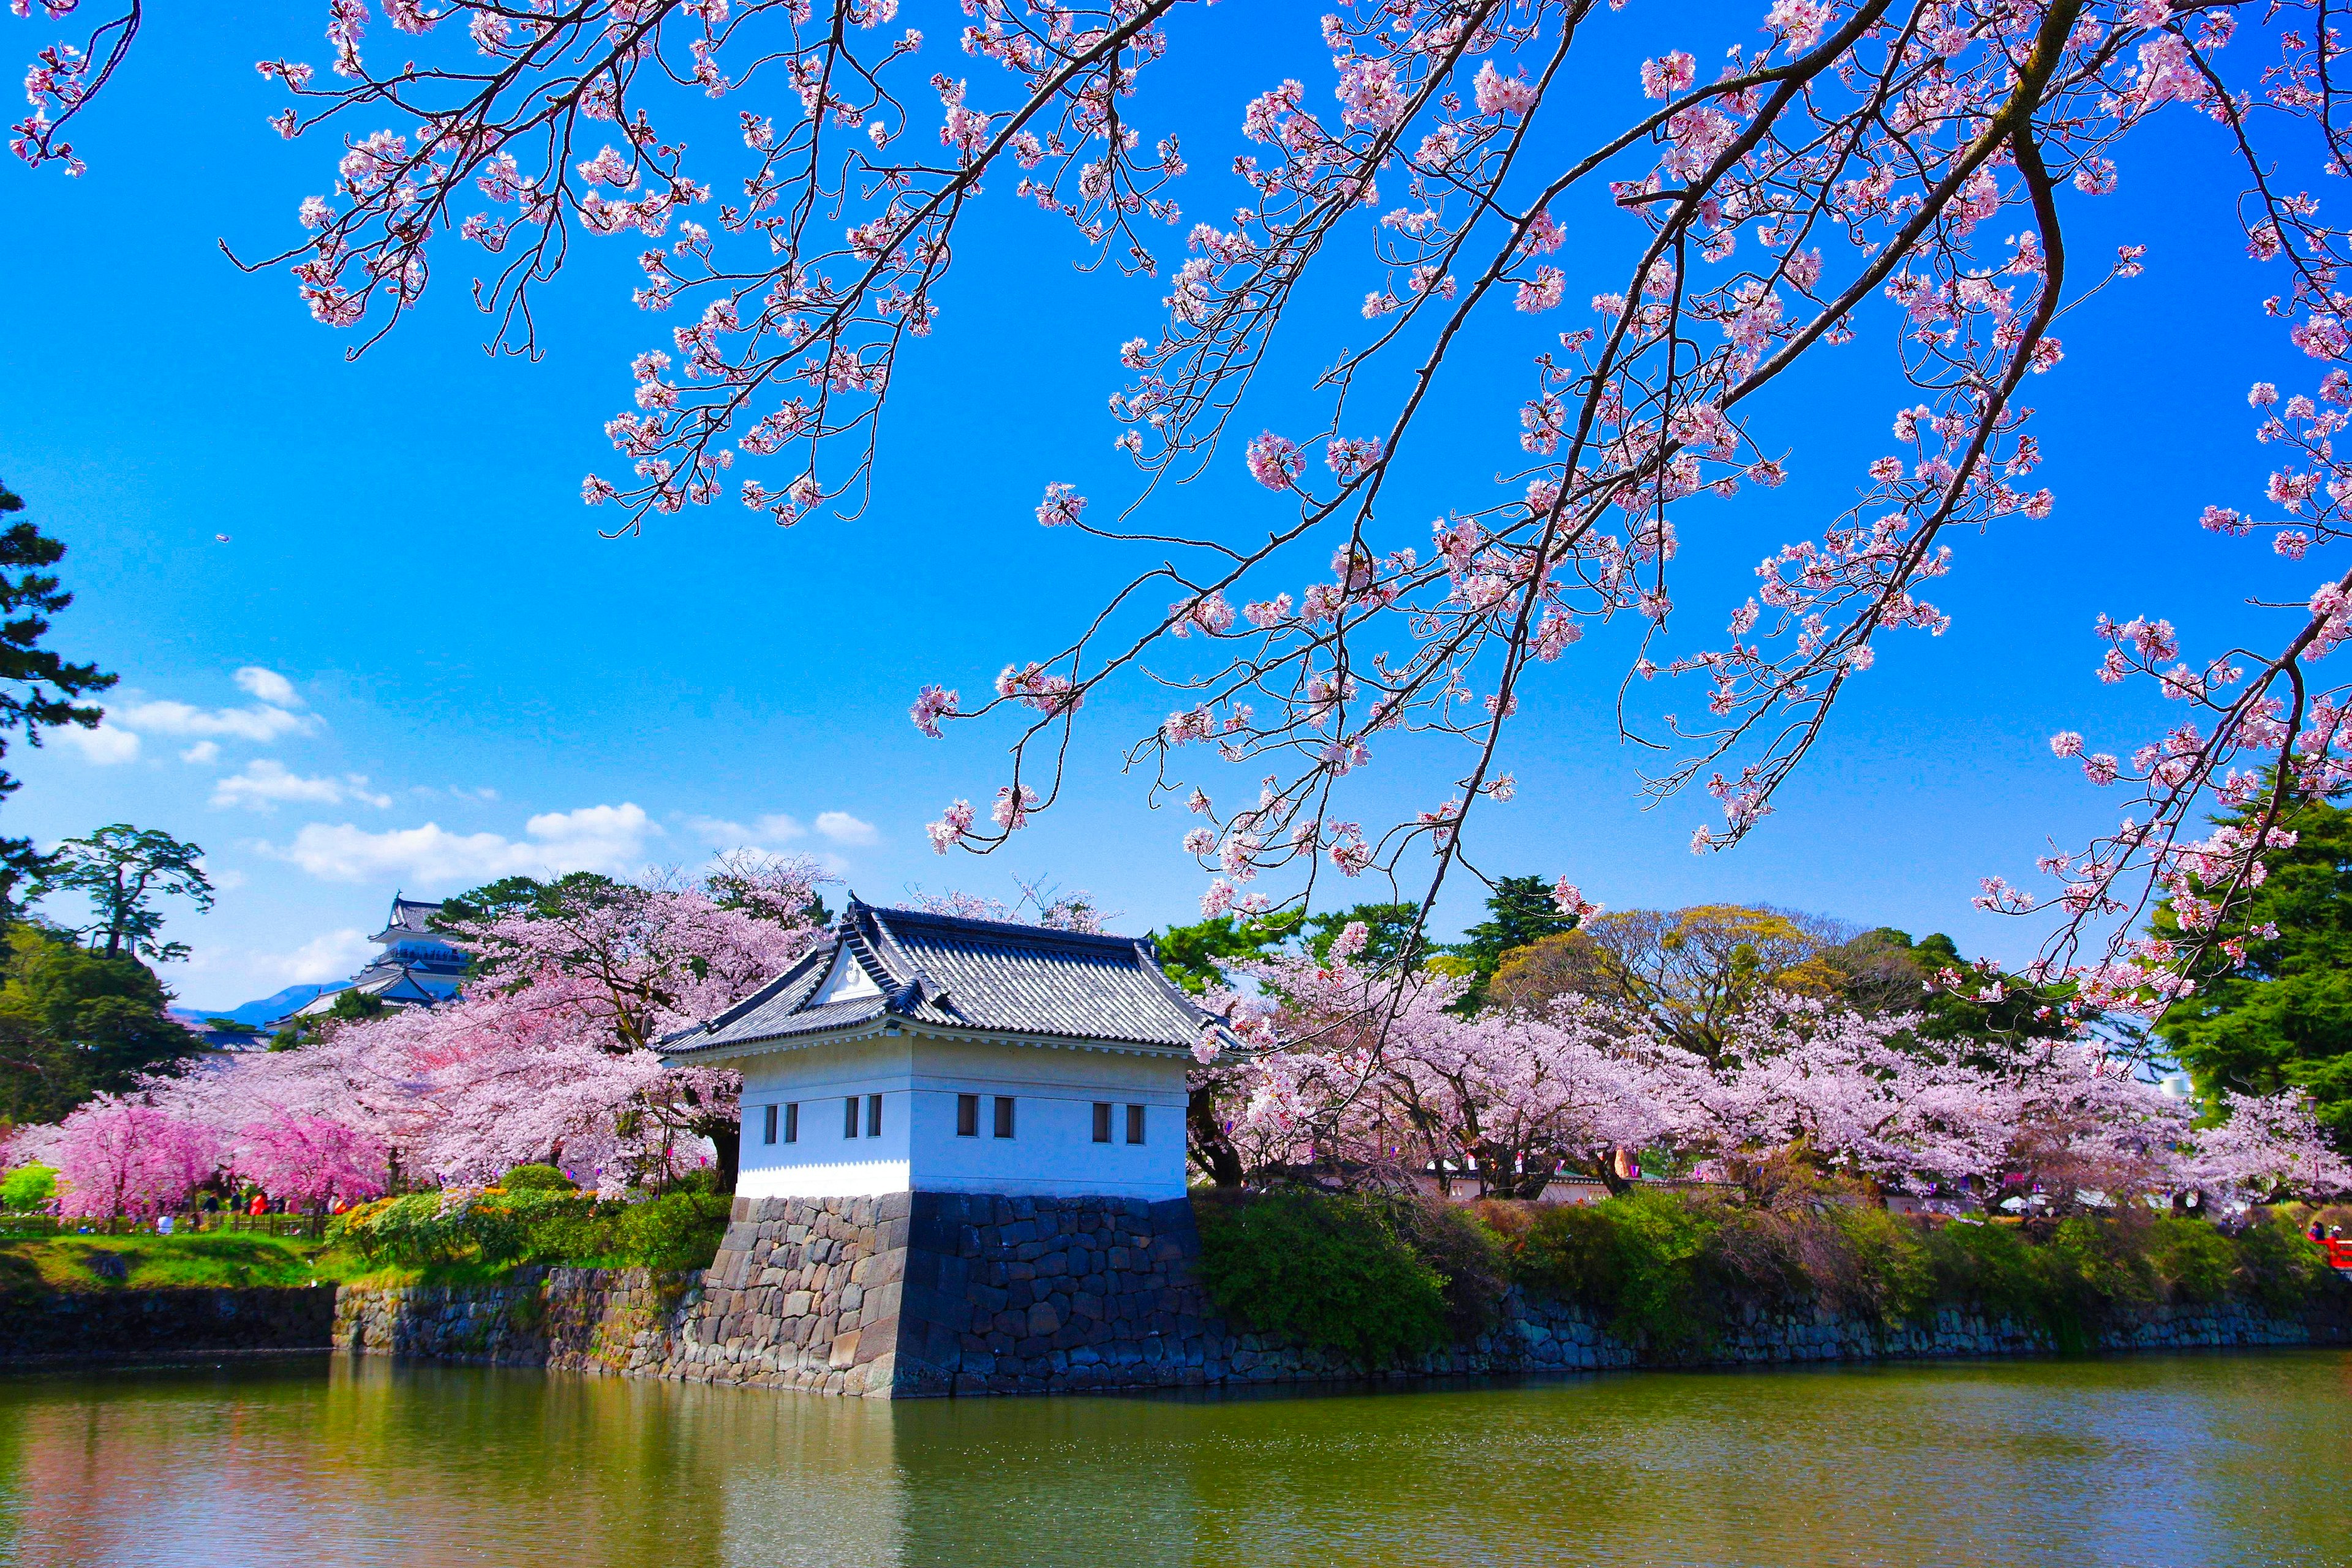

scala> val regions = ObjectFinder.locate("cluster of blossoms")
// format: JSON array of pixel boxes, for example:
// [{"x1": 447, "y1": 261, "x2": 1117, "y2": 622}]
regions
[
  {"x1": 5, "y1": 858, "x2": 829, "y2": 1213},
  {"x1": 17, "y1": 1, "x2": 2352, "y2": 1019},
  {"x1": 1186, "y1": 944, "x2": 2351, "y2": 1208}
]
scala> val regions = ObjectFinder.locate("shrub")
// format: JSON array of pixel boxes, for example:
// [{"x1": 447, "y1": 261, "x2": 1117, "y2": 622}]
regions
[
  {"x1": 1, "y1": 1163, "x2": 56, "y2": 1212},
  {"x1": 498, "y1": 1164, "x2": 578, "y2": 1194},
  {"x1": 2231, "y1": 1209, "x2": 2327, "y2": 1313},
  {"x1": 614, "y1": 1191, "x2": 732, "y2": 1272},
  {"x1": 1392, "y1": 1195, "x2": 1510, "y2": 1338},
  {"x1": 328, "y1": 1185, "x2": 730, "y2": 1273},
  {"x1": 1194, "y1": 1189, "x2": 1450, "y2": 1365},
  {"x1": 1513, "y1": 1189, "x2": 1722, "y2": 1348},
  {"x1": 2145, "y1": 1213, "x2": 2237, "y2": 1304}
]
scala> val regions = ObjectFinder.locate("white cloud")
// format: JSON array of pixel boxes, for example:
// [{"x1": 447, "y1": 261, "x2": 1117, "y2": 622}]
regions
[
  {"x1": 265, "y1": 802, "x2": 660, "y2": 886},
  {"x1": 211, "y1": 760, "x2": 393, "y2": 813},
  {"x1": 181, "y1": 741, "x2": 221, "y2": 765},
  {"x1": 252, "y1": 929, "x2": 372, "y2": 985},
  {"x1": 815, "y1": 811, "x2": 878, "y2": 846},
  {"x1": 233, "y1": 668, "x2": 303, "y2": 708},
  {"x1": 51, "y1": 720, "x2": 140, "y2": 764},
  {"x1": 115, "y1": 696, "x2": 317, "y2": 743}
]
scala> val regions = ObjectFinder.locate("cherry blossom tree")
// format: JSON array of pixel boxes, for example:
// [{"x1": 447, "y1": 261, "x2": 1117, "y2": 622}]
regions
[
  {"x1": 232, "y1": 1112, "x2": 390, "y2": 1208},
  {"x1": 20, "y1": 1095, "x2": 220, "y2": 1218},
  {"x1": 2186, "y1": 1087, "x2": 2352, "y2": 1202},
  {"x1": 94, "y1": 858, "x2": 829, "y2": 1197},
  {"x1": 1191, "y1": 925, "x2": 2352, "y2": 1202},
  {"x1": 15, "y1": 0, "x2": 2347, "y2": 1019}
]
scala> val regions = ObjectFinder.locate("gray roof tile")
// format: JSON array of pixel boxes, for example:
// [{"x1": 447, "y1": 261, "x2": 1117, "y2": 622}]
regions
[{"x1": 656, "y1": 899, "x2": 1221, "y2": 1057}]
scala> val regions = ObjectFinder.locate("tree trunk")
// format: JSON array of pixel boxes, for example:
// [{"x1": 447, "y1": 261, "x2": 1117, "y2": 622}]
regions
[
  {"x1": 1187, "y1": 1083, "x2": 1246, "y2": 1188},
  {"x1": 706, "y1": 1118, "x2": 741, "y2": 1194}
]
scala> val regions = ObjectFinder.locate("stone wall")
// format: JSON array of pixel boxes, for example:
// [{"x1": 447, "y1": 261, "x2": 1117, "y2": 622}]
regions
[
  {"x1": 0, "y1": 1284, "x2": 335, "y2": 1361},
  {"x1": 325, "y1": 1193, "x2": 2352, "y2": 1397},
  {"x1": 332, "y1": 1266, "x2": 703, "y2": 1370}
]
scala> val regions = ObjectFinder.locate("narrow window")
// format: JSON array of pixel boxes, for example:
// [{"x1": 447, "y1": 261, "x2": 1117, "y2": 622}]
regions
[
  {"x1": 762, "y1": 1103, "x2": 778, "y2": 1145},
  {"x1": 1126, "y1": 1104, "x2": 1147, "y2": 1145},
  {"x1": 993, "y1": 1095, "x2": 1016, "y2": 1139},
  {"x1": 866, "y1": 1093, "x2": 883, "y2": 1137},
  {"x1": 956, "y1": 1093, "x2": 979, "y2": 1137},
  {"x1": 845, "y1": 1096, "x2": 861, "y2": 1139},
  {"x1": 1091, "y1": 1102, "x2": 1113, "y2": 1144},
  {"x1": 783, "y1": 1102, "x2": 799, "y2": 1144}
]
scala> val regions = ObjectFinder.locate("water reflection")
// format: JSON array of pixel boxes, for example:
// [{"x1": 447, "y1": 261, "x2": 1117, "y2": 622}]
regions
[{"x1": 0, "y1": 1351, "x2": 2344, "y2": 1567}]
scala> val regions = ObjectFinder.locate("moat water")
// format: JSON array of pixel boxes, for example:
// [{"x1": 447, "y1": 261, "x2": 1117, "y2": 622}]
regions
[{"x1": 1, "y1": 1350, "x2": 2344, "y2": 1566}]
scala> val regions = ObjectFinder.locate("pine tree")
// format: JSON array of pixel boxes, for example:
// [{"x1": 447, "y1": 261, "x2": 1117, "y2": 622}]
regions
[{"x1": 2154, "y1": 788, "x2": 2352, "y2": 1139}]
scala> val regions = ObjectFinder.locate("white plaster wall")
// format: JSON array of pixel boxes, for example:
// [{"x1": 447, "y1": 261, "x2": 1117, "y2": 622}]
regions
[{"x1": 731, "y1": 1030, "x2": 1189, "y2": 1200}]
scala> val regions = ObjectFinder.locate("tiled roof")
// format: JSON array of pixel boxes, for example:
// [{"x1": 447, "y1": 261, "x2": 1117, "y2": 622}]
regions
[
  {"x1": 656, "y1": 899, "x2": 1223, "y2": 1058},
  {"x1": 372, "y1": 892, "x2": 453, "y2": 946}
]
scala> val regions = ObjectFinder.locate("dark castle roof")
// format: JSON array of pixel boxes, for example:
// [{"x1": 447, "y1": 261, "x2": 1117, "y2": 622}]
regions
[
  {"x1": 656, "y1": 899, "x2": 1224, "y2": 1058},
  {"x1": 371, "y1": 894, "x2": 453, "y2": 948}
]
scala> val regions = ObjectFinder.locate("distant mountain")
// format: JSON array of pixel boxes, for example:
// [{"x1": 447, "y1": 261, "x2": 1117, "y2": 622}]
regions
[{"x1": 178, "y1": 982, "x2": 347, "y2": 1029}]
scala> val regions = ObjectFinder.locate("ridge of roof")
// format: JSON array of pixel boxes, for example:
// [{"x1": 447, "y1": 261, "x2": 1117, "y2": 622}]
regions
[{"x1": 846, "y1": 895, "x2": 1151, "y2": 954}]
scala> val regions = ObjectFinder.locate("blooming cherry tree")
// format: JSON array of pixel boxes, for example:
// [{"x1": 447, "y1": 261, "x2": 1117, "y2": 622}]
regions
[{"x1": 19, "y1": 1, "x2": 2352, "y2": 1062}]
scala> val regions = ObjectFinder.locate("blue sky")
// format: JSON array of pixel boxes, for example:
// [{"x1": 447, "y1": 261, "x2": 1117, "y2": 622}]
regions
[{"x1": 0, "y1": 5, "x2": 2318, "y2": 1009}]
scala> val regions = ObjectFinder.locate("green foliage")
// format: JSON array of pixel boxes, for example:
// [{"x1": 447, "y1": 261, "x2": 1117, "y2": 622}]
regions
[
  {"x1": 0, "y1": 480, "x2": 116, "y2": 917},
  {"x1": 1150, "y1": 910, "x2": 1303, "y2": 994},
  {"x1": 2154, "y1": 790, "x2": 2352, "y2": 1139},
  {"x1": 328, "y1": 1186, "x2": 728, "y2": 1274},
  {"x1": 0, "y1": 1233, "x2": 349, "y2": 1294},
  {"x1": 1449, "y1": 874, "x2": 1578, "y2": 1007},
  {"x1": 1498, "y1": 1191, "x2": 2333, "y2": 1351},
  {"x1": 1193, "y1": 1190, "x2": 1452, "y2": 1364},
  {"x1": 434, "y1": 872, "x2": 626, "y2": 934},
  {"x1": 499, "y1": 1163, "x2": 579, "y2": 1194},
  {"x1": 38, "y1": 824, "x2": 215, "y2": 963},
  {"x1": 1, "y1": 1161, "x2": 55, "y2": 1211},
  {"x1": 0, "y1": 922, "x2": 202, "y2": 1125},
  {"x1": 1302, "y1": 902, "x2": 1428, "y2": 970},
  {"x1": 1388, "y1": 1194, "x2": 1510, "y2": 1338},
  {"x1": 1834, "y1": 928, "x2": 2079, "y2": 1053},
  {"x1": 615, "y1": 1191, "x2": 733, "y2": 1271},
  {"x1": 328, "y1": 989, "x2": 385, "y2": 1022},
  {"x1": 1512, "y1": 1188, "x2": 1723, "y2": 1348}
]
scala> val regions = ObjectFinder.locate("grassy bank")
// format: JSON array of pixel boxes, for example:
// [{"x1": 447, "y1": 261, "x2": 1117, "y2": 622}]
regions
[
  {"x1": 1194, "y1": 1186, "x2": 2347, "y2": 1364},
  {"x1": 0, "y1": 1182, "x2": 734, "y2": 1296},
  {"x1": 0, "y1": 1233, "x2": 356, "y2": 1294}
]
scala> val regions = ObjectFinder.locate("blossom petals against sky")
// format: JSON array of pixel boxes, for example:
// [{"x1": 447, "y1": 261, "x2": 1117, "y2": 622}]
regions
[{"x1": 0, "y1": 4, "x2": 2312, "y2": 1007}]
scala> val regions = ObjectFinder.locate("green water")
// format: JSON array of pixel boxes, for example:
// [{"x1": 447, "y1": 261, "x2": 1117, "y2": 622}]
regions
[{"x1": 0, "y1": 1351, "x2": 2344, "y2": 1567}]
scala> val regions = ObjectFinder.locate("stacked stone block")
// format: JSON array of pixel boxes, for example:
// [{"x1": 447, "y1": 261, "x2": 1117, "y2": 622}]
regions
[{"x1": 661, "y1": 1194, "x2": 911, "y2": 1396}]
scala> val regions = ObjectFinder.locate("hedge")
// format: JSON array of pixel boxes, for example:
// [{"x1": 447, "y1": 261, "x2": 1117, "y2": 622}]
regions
[
  {"x1": 1194, "y1": 1185, "x2": 2340, "y2": 1362},
  {"x1": 328, "y1": 1186, "x2": 731, "y2": 1273}
]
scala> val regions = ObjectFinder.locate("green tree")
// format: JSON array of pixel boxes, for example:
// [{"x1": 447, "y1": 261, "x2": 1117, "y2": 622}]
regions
[
  {"x1": 0, "y1": 924, "x2": 201, "y2": 1126},
  {"x1": 39, "y1": 824, "x2": 214, "y2": 961},
  {"x1": 0, "y1": 481, "x2": 117, "y2": 917},
  {"x1": 2153, "y1": 790, "x2": 2352, "y2": 1139},
  {"x1": 1488, "y1": 904, "x2": 1845, "y2": 1058},
  {"x1": 1302, "y1": 902, "x2": 1427, "y2": 969},
  {"x1": 1449, "y1": 874, "x2": 1580, "y2": 1009},
  {"x1": 1150, "y1": 910, "x2": 1304, "y2": 995},
  {"x1": 1826, "y1": 927, "x2": 2079, "y2": 1056}
]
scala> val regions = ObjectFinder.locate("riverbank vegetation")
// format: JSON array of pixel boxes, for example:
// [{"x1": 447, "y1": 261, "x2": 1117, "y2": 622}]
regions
[
  {"x1": 0, "y1": 1232, "x2": 347, "y2": 1294},
  {"x1": 1195, "y1": 1184, "x2": 2350, "y2": 1365},
  {"x1": 328, "y1": 1177, "x2": 732, "y2": 1277}
]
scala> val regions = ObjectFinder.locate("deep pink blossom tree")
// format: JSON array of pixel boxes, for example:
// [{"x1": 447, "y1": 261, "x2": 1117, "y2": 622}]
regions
[
  {"x1": 233, "y1": 1112, "x2": 390, "y2": 1208},
  {"x1": 111, "y1": 858, "x2": 828, "y2": 1195},
  {"x1": 31, "y1": 1096, "x2": 220, "y2": 1218}
]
